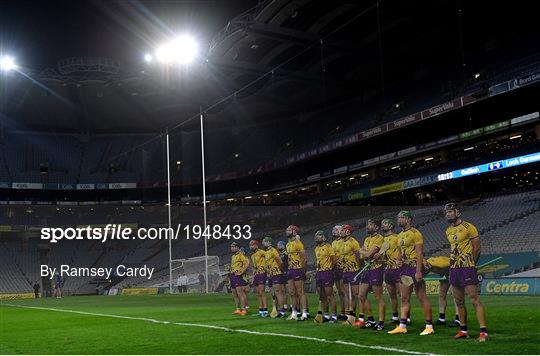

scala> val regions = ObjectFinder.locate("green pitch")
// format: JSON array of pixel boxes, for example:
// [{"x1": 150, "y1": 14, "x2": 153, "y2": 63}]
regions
[{"x1": 1, "y1": 294, "x2": 539, "y2": 354}]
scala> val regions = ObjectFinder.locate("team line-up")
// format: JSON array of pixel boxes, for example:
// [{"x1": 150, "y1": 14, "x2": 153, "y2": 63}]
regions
[{"x1": 227, "y1": 203, "x2": 489, "y2": 342}]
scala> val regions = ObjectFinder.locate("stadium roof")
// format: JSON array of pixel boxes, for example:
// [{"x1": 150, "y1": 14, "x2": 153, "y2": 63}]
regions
[{"x1": 3, "y1": 0, "x2": 537, "y2": 134}]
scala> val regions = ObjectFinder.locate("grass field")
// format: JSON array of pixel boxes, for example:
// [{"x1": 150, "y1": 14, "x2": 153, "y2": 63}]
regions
[{"x1": 1, "y1": 293, "x2": 539, "y2": 354}]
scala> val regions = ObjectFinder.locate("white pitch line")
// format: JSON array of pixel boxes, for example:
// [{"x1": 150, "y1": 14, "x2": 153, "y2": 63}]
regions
[{"x1": 2, "y1": 304, "x2": 427, "y2": 355}]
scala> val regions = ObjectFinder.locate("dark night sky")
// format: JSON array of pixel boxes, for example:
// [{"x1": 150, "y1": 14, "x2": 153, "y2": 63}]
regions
[{"x1": 0, "y1": 0, "x2": 259, "y2": 70}]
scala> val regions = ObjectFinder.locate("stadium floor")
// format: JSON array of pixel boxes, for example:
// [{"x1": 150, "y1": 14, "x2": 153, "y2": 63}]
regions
[{"x1": 1, "y1": 293, "x2": 539, "y2": 354}]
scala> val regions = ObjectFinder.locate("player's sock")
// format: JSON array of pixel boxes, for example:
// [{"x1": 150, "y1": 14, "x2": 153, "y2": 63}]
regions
[
  {"x1": 460, "y1": 324, "x2": 468, "y2": 333},
  {"x1": 425, "y1": 320, "x2": 433, "y2": 328},
  {"x1": 359, "y1": 313, "x2": 365, "y2": 322},
  {"x1": 439, "y1": 313, "x2": 445, "y2": 322},
  {"x1": 450, "y1": 315, "x2": 460, "y2": 326},
  {"x1": 480, "y1": 327, "x2": 487, "y2": 333},
  {"x1": 368, "y1": 316, "x2": 375, "y2": 322},
  {"x1": 392, "y1": 312, "x2": 398, "y2": 319},
  {"x1": 399, "y1": 318, "x2": 408, "y2": 329}
]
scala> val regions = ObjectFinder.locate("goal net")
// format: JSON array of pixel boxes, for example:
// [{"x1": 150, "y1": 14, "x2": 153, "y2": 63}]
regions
[{"x1": 170, "y1": 256, "x2": 226, "y2": 293}]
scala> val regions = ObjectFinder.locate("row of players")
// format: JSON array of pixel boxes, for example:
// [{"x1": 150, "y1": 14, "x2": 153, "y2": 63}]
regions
[{"x1": 228, "y1": 203, "x2": 488, "y2": 342}]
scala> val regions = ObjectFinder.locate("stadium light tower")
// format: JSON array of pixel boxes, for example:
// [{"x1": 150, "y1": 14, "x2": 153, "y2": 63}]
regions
[{"x1": 0, "y1": 56, "x2": 17, "y2": 71}]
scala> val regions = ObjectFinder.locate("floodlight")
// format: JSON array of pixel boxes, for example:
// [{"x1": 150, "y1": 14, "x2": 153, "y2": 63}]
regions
[
  {"x1": 0, "y1": 56, "x2": 16, "y2": 71},
  {"x1": 156, "y1": 35, "x2": 198, "y2": 64}
]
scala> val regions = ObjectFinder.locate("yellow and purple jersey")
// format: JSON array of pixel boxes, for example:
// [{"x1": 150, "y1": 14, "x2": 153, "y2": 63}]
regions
[
  {"x1": 397, "y1": 227, "x2": 423, "y2": 267},
  {"x1": 264, "y1": 247, "x2": 282, "y2": 276},
  {"x1": 315, "y1": 243, "x2": 335, "y2": 271},
  {"x1": 339, "y1": 236, "x2": 361, "y2": 272},
  {"x1": 426, "y1": 256, "x2": 450, "y2": 270},
  {"x1": 286, "y1": 237, "x2": 305, "y2": 269},
  {"x1": 231, "y1": 251, "x2": 249, "y2": 274},
  {"x1": 251, "y1": 249, "x2": 267, "y2": 274},
  {"x1": 332, "y1": 238, "x2": 343, "y2": 269},
  {"x1": 445, "y1": 220, "x2": 479, "y2": 268},
  {"x1": 363, "y1": 233, "x2": 384, "y2": 269},
  {"x1": 383, "y1": 233, "x2": 400, "y2": 269}
]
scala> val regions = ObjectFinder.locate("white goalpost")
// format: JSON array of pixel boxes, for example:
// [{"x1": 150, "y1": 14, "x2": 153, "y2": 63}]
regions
[
  {"x1": 170, "y1": 256, "x2": 224, "y2": 293},
  {"x1": 166, "y1": 109, "x2": 210, "y2": 294}
]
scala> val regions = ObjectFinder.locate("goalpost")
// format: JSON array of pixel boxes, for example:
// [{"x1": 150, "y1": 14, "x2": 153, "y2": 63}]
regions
[
  {"x1": 170, "y1": 256, "x2": 224, "y2": 293},
  {"x1": 166, "y1": 109, "x2": 209, "y2": 293}
]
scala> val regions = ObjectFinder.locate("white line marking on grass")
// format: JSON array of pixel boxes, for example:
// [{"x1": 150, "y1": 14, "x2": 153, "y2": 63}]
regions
[{"x1": 3, "y1": 304, "x2": 427, "y2": 355}]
